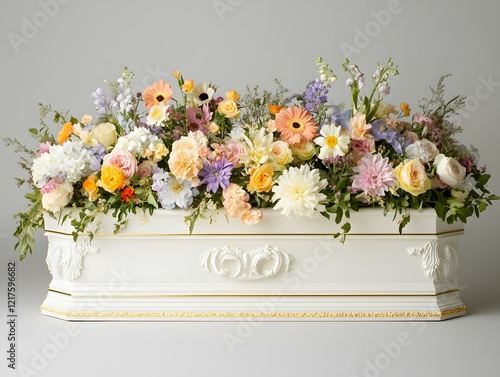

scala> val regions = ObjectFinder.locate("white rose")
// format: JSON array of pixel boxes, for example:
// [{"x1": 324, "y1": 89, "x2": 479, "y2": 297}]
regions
[
  {"x1": 434, "y1": 154, "x2": 466, "y2": 187},
  {"x1": 42, "y1": 181, "x2": 74, "y2": 213},
  {"x1": 92, "y1": 122, "x2": 117, "y2": 149},
  {"x1": 420, "y1": 139, "x2": 439, "y2": 161}
]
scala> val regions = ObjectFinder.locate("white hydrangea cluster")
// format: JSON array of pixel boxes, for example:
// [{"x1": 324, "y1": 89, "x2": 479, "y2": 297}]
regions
[
  {"x1": 114, "y1": 127, "x2": 166, "y2": 160},
  {"x1": 31, "y1": 140, "x2": 95, "y2": 188}
]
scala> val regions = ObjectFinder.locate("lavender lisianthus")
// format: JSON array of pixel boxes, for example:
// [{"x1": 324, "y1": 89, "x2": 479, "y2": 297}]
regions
[{"x1": 371, "y1": 121, "x2": 409, "y2": 155}]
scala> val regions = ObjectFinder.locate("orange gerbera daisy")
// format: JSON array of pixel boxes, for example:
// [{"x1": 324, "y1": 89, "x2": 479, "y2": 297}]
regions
[
  {"x1": 142, "y1": 80, "x2": 173, "y2": 109},
  {"x1": 274, "y1": 106, "x2": 318, "y2": 144}
]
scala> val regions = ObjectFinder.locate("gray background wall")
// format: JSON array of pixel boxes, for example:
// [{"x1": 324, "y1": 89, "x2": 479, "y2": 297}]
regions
[{"x1": 1, "y1": 1, "x2": 499, "y2": 376}]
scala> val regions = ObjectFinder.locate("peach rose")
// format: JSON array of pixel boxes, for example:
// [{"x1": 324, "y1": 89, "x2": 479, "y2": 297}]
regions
[
  {"x1": 247, "y1": 163, "x2": 274, "y2": 193},
  {"x1": 102, "y1": 149, "x2": 138, "y2": 179},
  {"x1": 393, "y1": 159, "x2": 431, "y2": 196}
]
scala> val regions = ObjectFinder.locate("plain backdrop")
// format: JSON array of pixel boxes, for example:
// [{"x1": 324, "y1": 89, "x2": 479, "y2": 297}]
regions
[{"x1": 1, "y1": 1, "x2": 499, "y2": 376}]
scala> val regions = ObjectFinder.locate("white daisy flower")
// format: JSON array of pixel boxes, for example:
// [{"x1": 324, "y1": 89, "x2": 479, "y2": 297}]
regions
[{"x1": 314, "y1": 124, "x2": 350, "y2": 160}]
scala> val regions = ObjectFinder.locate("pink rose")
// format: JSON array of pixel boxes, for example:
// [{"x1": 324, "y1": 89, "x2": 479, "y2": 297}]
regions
[
  {"x1": 102, "y1": 149, "x2": 138, "y2": 179},
  {"x1": 137, "y1": 160, "x2": 158, "y2": 178}
]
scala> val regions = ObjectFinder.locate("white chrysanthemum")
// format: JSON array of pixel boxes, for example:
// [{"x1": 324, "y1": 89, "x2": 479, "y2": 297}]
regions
[
  {"x1": 239, "y1": 128, "x2": 274, "y2": 168},
  {"x1": 314, "y1": 124, "x2": 350, "y2": 159},
  {"x1": 272, "y1": 165, "x2": 328, "y2": 218},
  {"x1": 31, "y1": 140, "x2": 94, "y2": 188},
  {"x1": 114, "y1": 127, "x2": 163, "y2": 158}
]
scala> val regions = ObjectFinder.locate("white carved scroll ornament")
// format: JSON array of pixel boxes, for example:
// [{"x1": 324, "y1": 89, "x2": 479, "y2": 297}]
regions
[
  {"x1": 201, "y1": 245, "x2": 293, "y2": 280},
  {"x1": 46, "y1": 239, "x2": 99, "y2": 281},
  {"x1": 407, "y1": 239, "x2": 459, "y2": 282}
]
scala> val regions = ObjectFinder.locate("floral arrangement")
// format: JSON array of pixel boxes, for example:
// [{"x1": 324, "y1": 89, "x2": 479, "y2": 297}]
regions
[{"x1": 6, "y1": 57, "x2": 499, "y2": 260}]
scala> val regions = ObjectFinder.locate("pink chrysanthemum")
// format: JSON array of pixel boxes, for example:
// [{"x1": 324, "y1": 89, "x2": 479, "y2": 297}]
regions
[{"x1": 351, "y1": 153, "x2": 396, "y2": 197}]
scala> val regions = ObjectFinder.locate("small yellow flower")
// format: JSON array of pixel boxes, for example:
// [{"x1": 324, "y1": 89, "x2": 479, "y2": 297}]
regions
[
  {"x1": 182, "y1": 79, "x2": 194, "y2": 92},
  {"x1": 58, "y1": 122, "x2": 74, "y2": 144},
  {"x1": 400, "y1": 102, "x2": 411, "y2": 117},
  {"x1": 225, "y1": 90, "x2": 240, "y2": 102},
  {"x1": 172, "y1": 70, "x2": 181, "y2": 79}
]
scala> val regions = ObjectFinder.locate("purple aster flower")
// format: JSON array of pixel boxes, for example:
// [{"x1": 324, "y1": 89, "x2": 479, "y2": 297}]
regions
[{"x1": 199, "y1": 157, "x2": 233, "y2": 193}]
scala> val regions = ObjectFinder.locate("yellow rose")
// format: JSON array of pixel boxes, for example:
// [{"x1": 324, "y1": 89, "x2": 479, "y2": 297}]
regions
[
  {"x1": 225, "y1": 90, "x2": 240, "y2": 102},
  {"x1": 172, "y1": 70, "x2": 181, "y2": 79},
  {"x1": 290, "y1": 141, "x2": 316, "y2": 161},
  {"x1": 217, "y1": 99, "x2": 240, "y2": 118},
  {"x1": 247, "y1": 163, "x2": 274, "y2": 193},
  {"x1": 393, "y1": 159, "x2": 431, "y2": 196},
  {"x1": 97, "y1": 165, "x2": 126, "y2": 193}
]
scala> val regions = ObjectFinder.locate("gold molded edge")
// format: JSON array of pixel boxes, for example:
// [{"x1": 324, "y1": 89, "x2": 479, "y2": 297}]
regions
[{"x1": 40, "y1": 305, "x2": 467, "y2": 319}]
